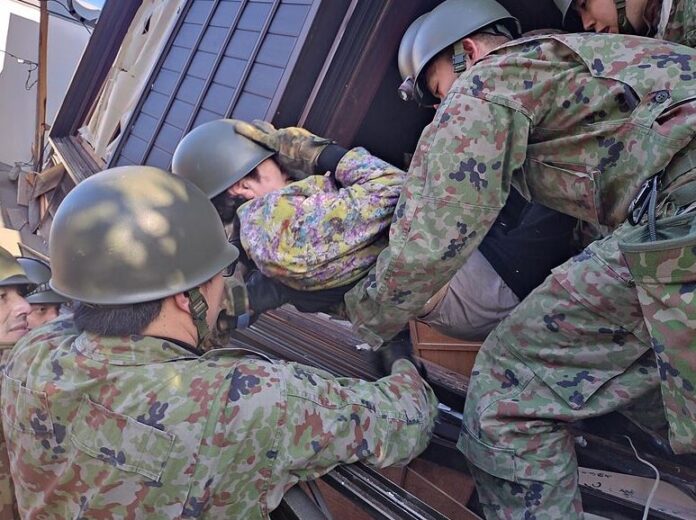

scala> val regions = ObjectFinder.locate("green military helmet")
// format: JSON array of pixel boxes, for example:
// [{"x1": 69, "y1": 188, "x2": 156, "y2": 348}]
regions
[
  {"x1": 16, "y1": 257, "x2": 70, "y2": 304},
  {"x1": 409, "y1": 0, "x2": 521, "y2": 106},
  {"x1": 552, "y1": 0, "x2": 633, "y2": 33},
  {"x1": 49, "y1": 166, "x2": 239, "y2": 305},
  {"x1": 0, "y1": 247, "x2": 32, "y2": 287},
  {"x1": 397, "y1": 13, "x2": 428, "y2": 102},
  {"x1": 172, "y1": 119, "x2": 274, "y2": 198}
]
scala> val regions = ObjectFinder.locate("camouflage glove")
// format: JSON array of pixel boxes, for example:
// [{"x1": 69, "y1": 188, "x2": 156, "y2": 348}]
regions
[{"x1": 234, "y1": 120, "x2": 334, "y2": 178}]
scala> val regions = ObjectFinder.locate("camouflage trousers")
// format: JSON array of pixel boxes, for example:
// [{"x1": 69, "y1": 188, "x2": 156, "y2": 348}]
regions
[{"x1": 458, "y1": 209, "x2": 696, "y2": 519}]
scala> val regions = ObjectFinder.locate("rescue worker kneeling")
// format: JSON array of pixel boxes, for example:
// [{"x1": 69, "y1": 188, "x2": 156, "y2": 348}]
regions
[{"x1": 0, "y1": 166, "x2": 438, "y2": 519}]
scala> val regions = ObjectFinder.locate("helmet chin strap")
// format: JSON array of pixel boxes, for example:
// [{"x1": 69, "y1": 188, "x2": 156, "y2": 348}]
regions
[
  {"x1": 452, "y1": 40, "x2": 467, "y2": 74},
  {"x1": 615, "y1": 0, "x2": 638, "y2": 34},
  {"x1": 186, "y1": 287, "x2": 210, "y2": 347}
]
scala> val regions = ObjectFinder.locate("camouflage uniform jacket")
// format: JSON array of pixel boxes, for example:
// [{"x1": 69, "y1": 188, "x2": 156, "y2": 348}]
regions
[
  {"x1": 0, "y1": 345, "x2": 18, "y2": 520},
  {"x1": 0, "y1": 319, "x2": 437, "y2": 519},
  {"x1": 658, "y1": 0, "x2": 696, "y2": 47},
  {"x1": 345, "y1": 33, "x2": 696, "y2": 345},
  {"x1": 237, "y1": 147, "x2": 405, "y2": 291}
]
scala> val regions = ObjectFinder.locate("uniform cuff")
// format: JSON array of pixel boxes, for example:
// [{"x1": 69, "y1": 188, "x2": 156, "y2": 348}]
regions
[{"x1": 316, "y1": 144, "x2": 349, "y2": 175}]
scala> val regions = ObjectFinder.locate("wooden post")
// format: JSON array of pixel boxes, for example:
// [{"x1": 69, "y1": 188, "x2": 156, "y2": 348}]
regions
[{"x1": 33, "y1": 1, "x2": 49, "y2": 172}]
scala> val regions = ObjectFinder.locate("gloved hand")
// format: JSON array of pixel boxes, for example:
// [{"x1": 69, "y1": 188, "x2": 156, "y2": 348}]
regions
[
  {"x1": 216, "y1": 276, "x2": 252, "y2": 334},
  {"x1": 376, "y1": 330, "x2": 427, "y2": 378},
  {"x1": 246, "y1": 270, "x2": 291, "y2": 317},
  {"x1": 234, "y1": 120, "x2": 334, "y2": 179}
]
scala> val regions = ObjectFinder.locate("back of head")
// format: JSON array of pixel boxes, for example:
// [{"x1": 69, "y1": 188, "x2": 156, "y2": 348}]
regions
[
  {"x1": 49, "y1": 166, "x2": 239, "y2": 306},
  {"x1": 172, "y1": 119, "x2": 274, "y2": 199},
  {"x1": 398, "y1": 0, "x2": 520, "y2": 105},
  {"x1": 0, "y1": 247, "x2": 31, "y2": 288}
]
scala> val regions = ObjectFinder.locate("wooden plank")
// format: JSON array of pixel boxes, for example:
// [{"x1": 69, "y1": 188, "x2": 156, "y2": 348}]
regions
[
  {"x1": 17, "y1": 241, "x2": 49, "y2": 263},
  {"x1": 28, "y1": 199, "x2": 40, "y2": 233},
  {"x1": 5, "y1": 208, "x2": 27, "y2": 230},
  {"x1": 380, "y1": 459, "x2": 480, "y2": 519},
  {"x1": 410, "y1": 320, "x2": 482, "y2": 378},
  {"x1": 16, "y1": 172, "x2": 37, "y2": 207},
  {"x1": 36, "y1": 210, "x2": 52, "y2": 241},
  {"x1": 50, "y1": 0, "x2": 142, "y2": 138},
  {"x1": 33, "y1": 1, "x2": 48, "y2": 171},
  {"x1": 50, "y1": 136, "x2": 100, "y2": 184},
  {"x1": 31, "y1": 162, "x2": 65, "y2": 198}
]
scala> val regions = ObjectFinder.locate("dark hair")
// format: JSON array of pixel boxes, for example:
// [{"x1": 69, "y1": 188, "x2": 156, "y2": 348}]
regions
[
  {"x1": 211, "y1": 162, "x2": 308, "y2": 225},
  {"x1": 211, "y1": 191, "x2": 246, "y2": 225},
  {"x1": 74, "y1": 299, "x2": 163, "y2": 336}
]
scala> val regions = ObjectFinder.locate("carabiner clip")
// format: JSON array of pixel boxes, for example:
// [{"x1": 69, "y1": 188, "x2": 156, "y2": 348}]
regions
[{"x1": 628, "y1": 174, "x2": 661, "y2": 226}]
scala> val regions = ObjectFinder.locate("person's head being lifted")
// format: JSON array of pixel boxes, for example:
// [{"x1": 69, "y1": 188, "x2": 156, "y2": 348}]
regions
[
  {"x1": 172, "y1": 119, "x2": 325, "y2": 225},
  {"x1": 553, "y1": 0, "x2": 658, "y2": 35},
  {"x1": 48, "y1": 166, "x2": 239, "y2": 350},
  {"x1": 397, "y1": 0, "x2": 520, "y2": 107}
]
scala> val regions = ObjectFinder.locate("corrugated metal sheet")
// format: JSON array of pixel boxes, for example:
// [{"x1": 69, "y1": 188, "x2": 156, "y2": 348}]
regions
[{"x1": 112, "y1": 0, "x2": 317, "y2": 169}]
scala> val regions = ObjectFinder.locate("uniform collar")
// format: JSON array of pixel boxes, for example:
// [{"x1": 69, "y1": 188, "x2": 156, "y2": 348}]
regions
[{"x1": 73, "y1": 332, "x2": 198, "y2": 365}]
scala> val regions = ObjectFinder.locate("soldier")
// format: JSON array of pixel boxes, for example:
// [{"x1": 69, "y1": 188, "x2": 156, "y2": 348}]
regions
[
  {"x1": 0, "y1": 166, "x2": 438, "y2": 519},
  {"x1": 0, "y1": 247, "x2": 34, "y2": 520},
  {"x1": 16, "y1": 257, "x2": 71, "y2": 329},
  {"x1": 334, "y1": 0, "x2": 696, "y2": 517},
  {"x1": 394, "y1": 8, "x2": 580, "y2": 341},
  {"x1": 553, "y1": 0, "x2": 695, "y2": 47}
]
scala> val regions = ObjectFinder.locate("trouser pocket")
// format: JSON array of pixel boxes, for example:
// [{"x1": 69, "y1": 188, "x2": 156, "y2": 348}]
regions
[{"x1": 619, "y1": 211, "x2": 696, "y2": 454}]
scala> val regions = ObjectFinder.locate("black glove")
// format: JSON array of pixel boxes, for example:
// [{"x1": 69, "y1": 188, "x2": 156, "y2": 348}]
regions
[
  {"x1": 246, "y1": 271, "x2": 291, "y2": 321},
  {"x1": 377, "y1": 330, "x2": 427, "y2": 378},
  {"x1": 284, "y1": 280, "x2": 356, "y2": 315}
]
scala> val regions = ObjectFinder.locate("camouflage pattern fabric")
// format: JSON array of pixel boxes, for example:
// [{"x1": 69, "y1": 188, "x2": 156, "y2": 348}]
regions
[
  {"x1": 459, "y1": 223, "x2": 665, "y2": 519},
  {"x1": 345, "y1": 34, "x2": 696, "y2": 347},
  {"x1": 237, "y1": 148, "x2": 405, "y2": 291},
  {"x1": 1, "y1": 318, "x2": 437, "y2": 519},
  {"x1": 234, "y1": 120, "x2": 334, "y2": 181},
  {"x1": 659, "y1": 0, "x2": 696, "y2": 48},
  {"x1": 619, "y1": 210, "x2": 696, "y2": 453},
  {"x1": 342, "y1": 33, "x2": 696, "y2": 518},
  {"x1": 0, "y1": 346, "x2": 18, "y2": 520}
]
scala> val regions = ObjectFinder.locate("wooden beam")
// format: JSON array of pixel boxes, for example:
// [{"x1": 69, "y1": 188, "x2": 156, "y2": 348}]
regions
[
  {"x1": 33, "y1": 1, "x2": 49, "y2": 171},
  {"x1": 17, "y1": 172, "x2": 37, "y2": 207},
  {"x1": 50, "y1": 0, "x2": 142, "y2": 138},
  {"x1": 31, "y1": 162, "x2": 65, "y2": 198}
]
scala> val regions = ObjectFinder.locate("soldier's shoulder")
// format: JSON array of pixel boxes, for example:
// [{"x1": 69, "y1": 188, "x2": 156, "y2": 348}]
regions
[{"x1": 17, "y1": 317, "x2": 78, "y2": 349}]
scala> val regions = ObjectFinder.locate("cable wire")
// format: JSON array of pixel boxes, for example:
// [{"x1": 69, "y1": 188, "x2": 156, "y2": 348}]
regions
[
  {"x1": 623, "y1": 435, "x2": 660, "y2": 520},
  {"x1": 0, "y1": 49, "x2": 39, "y2": 90}
]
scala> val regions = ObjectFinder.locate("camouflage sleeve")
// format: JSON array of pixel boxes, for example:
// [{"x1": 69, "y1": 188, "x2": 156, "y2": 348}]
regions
[
  {"x1": 659, "y1": 0, "x2": 696, "y2": 48},
  {"x1": 344, "y1": 93, "x2": 531, "y2": 347},
  {"x1": 237, "y1": 148, "x2": 405, "y2": 291},
  {"x1": 333, "y1": 146, "x2": 406, "y2": 189},
  {"x1": 265, "y1": 358, "x2": 438, "y2": 505}
]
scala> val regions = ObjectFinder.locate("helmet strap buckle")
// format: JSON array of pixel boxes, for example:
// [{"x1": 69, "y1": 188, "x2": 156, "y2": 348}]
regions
[
  {"x1": 186, "y1": 287, "x2": 210, "y2": 347},
  {"x1": 452, "y1": 41, "x2": 467, "y2": 74}
]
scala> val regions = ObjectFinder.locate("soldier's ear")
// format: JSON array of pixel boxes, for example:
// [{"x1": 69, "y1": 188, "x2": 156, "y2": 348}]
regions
[
  {"x1": 172, "y1": 292, "x2": 191, "y2": 314},
  {"x1": 461, "y1": 38, "x2": 480, "y2": 63}
]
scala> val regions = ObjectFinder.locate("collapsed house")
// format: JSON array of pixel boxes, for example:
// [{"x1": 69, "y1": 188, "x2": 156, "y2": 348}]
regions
[{"x1": 11, "y1": 0, "x2": 696, "y2": 518}]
